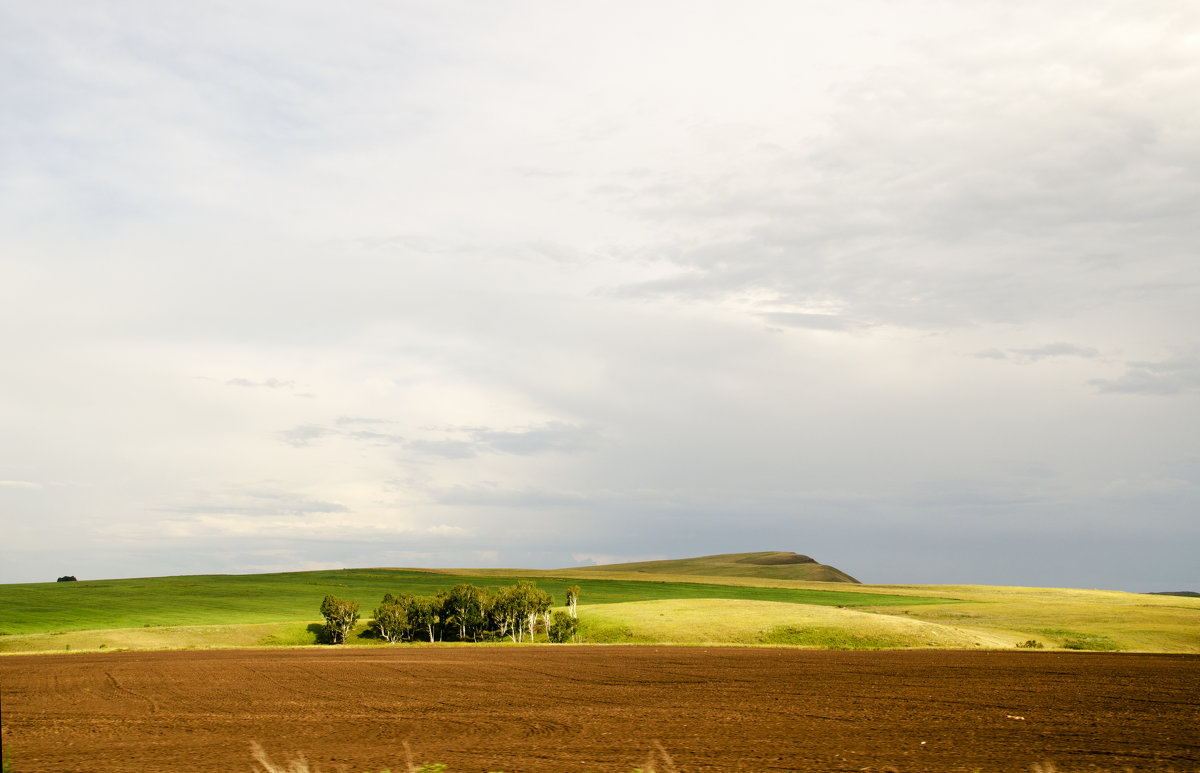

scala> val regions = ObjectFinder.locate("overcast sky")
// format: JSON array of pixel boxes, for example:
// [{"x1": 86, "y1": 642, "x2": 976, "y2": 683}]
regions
[{"x1": 2, "y1": 2, "x2": 1198, "y2": 590}]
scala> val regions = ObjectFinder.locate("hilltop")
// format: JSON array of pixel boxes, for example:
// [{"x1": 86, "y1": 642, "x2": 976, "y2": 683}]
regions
[{"x1": 565, "y1": 551, "x2": 860, "y2": 583}]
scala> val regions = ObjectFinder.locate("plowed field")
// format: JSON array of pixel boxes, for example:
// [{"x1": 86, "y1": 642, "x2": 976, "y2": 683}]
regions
[{"x1": 2, "y1": 648, "x2": 1198, "y2": 772}]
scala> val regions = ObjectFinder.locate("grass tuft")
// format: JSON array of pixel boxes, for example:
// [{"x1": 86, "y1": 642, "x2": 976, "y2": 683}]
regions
[
  {"x1": 758, "y1": 625, "x2": 912, "y2": 650},
  {"x1": 248, "y1": 740, "x2": 687, "y2": 773}
]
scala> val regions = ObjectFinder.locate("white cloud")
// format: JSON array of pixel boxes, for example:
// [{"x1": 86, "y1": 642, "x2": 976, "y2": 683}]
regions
[{"x1": 1, "y1": 1, "x2": 1197, "y2": 589}]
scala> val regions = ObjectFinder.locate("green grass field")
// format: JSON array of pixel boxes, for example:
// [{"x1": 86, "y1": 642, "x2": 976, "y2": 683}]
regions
[
  {"x1": 0, "y1": 568, "x2": 943, "y2": 637},
  {"x1": 1, "y1": 558, "x2": 1197, "y2": 655}
]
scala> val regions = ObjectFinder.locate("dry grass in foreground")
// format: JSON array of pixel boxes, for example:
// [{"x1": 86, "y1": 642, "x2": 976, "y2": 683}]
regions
[
  {"x1": 248, "y1": 743, "x2": 1200, "y2": 773},
  {"x1": 250, "y1": 740, "x2": 682, "y2": 773}
]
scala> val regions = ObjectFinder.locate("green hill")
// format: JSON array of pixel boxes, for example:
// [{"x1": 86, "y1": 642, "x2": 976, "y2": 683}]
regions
[
  {"x1": 3, "y1": 560, "x2": 1196, "y2": 655},
  {"x1": 566, "y1": 551, "x2": 860, "y2": 583},
  {"x1": 0, "y1": 568, "x2": 923, "y2": 640}
]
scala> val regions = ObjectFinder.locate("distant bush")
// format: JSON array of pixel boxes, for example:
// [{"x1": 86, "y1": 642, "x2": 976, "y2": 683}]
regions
[
  {"x1": 56, "y1": 575, "x2": 77, "y2": 582},
  {"x1": 1060, "y1": 635, "x2": 1120, "y2": 651},
  {"x1": 1016, "y1": 640, "x2": 1044, "y2": 649}
]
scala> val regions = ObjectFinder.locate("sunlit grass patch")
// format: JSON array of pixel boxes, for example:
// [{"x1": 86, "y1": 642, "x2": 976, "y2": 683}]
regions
[
  {"x1": 576, "y1": 599, "x2": 1014, "y2": 648},
  {"x1": 758, "y1": 625, "x2": 913, "y2": 650},
  {"x1": 1035, "y1": 629, "x2": 1122, "y2": 651}
]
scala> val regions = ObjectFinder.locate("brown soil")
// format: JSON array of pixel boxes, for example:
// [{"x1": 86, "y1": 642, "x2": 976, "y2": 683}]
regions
[{"x1": 2, "y1": 647, "x2": 1198, "y2": 772}]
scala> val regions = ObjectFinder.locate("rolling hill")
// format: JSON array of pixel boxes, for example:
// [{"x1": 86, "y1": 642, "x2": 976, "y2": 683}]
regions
[
  {"x1": 2, "y1": 553, "x2": 1197, "y2": 654},
  {"x1": 565, "y1": 551, "x2": 860, "y2": 583}
]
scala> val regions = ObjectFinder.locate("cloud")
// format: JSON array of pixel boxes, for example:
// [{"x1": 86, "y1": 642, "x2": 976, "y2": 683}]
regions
[
  {"x1": 433, "y1": 485, "x2": 588, "y2": 509},
  {"x1": 594, "y1": 6, "x2": 1200, "y2": 334},
  {"x1": 388, "y1": 423, "x2": 599, "y2": 460},
  {"x1": 161, "y1": 489, "x2": 349, "y2": 518},
  {"x1": 0, "y1": 480, "x2": 42, "y2": 488},
  {"x1": 569, "y1": 553, "x2": 668, "y2": 567},
  {"x1": 2, "y1": 2, "x2": 1198, "y2": 590},
  {"x1": 106, "y1": 515, "x2": 470, "y2": 542},
  {"x1": 1091, "y1": 355, "x2": 1200, "y2": 396},
  {"x1": 405, "y1": 439, "x2": 479, "y2": 460},
  {"x1": 974, "y1": 343, "x2": 1100, "y2": 363},
  {"x1": 759, "y1": 312, "x2": 863, "y2": 332},
  {"x1": 276, "y1": 420, "x2": 404, "y2": 448},
  {"x1": 226, "y1": 377, "x2": 294, "y2": 389},
  {"x1": 1009, "y1": 343, "x2": 1100, "y2": 362},
  {"x1": 277, "y1": 425, "x2": 334, "y2": 448},
  {"x1": 465, "y1": 422, "x2": 598, "y2": 456},
  {"x1": 344, "y1": 430, "x2": 406, "y2": 445},
  {"x1": 335, "y1": 416, "x2": 390, "y2": 426}
]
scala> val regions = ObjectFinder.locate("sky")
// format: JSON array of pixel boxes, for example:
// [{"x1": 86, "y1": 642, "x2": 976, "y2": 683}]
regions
[{"x1": 2, "y1": 1, "x2": 1198, "y2": 590}]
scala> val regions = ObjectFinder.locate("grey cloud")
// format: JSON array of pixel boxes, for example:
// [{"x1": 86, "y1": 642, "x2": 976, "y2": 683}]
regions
[
  {"x1": 277, "y1": 423, "x2": 403, "y2": 448},
  {"x1": 404, "y1": 422, "x2": 599, "y2": 460},
  {"x1": 277, "y1": 425, "x2": 334, "y2": 448},
  {"x1": 346, "y1": 430, "x2": 406, "y2": 445},
  {"x1": 433, "y1": 485, "x2": 588, "y2": 509},
  {"x1": 759, "y1": 312, "x2": 862, "y2": 332},
  {"x1": 1091, "y1": 355, "x2": 1200, "y2": 396},
  {"x1": 162, "y1": 490, "x2": 349, "y2": 517},
  {"x1": 1009, "y1": 343, "x2": 1100, "y2": 362},
  {"x1": 406, "y1": 439, "x2": 479, "y2": 460},
  {"x1": 466, "y1": 422, "x2": 598, "y2": 456},
  {"x1": 974, "y1": 349, "x2": 1008, "y2": 360}
]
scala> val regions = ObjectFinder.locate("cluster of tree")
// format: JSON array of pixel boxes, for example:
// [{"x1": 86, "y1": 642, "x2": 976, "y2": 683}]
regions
[
  {"x1": 319, "y1": 594, "x2": 360, "y2": 644},
  {"x1": 56, "y1": 575, "x2": 77, "y2": 582},
  {"x1": 319, "y1": 582, "x2": 581, "y2": 645}
]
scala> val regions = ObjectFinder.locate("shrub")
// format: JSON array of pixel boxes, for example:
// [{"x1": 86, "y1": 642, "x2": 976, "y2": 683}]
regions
[
  {"x1": 548, "y1": 610, "x2": 578, "y2": 643},
  {"x1": 1016, "y1": 640, "x2": 1044, "y2": 649}
]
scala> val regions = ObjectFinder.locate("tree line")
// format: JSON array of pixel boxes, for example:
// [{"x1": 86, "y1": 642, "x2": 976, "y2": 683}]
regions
[{"x1": 319, "y1": 581, "x2": 581, "y2": 645}]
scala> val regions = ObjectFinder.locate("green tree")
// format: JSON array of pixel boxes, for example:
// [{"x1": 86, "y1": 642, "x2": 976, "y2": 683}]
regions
[
  {"x1": 444, "y1": 583, "x2": 489, "y2": 641},
  {"x1": 487, "y1": 585, "x2": 521, "y2": 642},
  {"x1": 408, "y1": 595, "x2": 441, "y2": 643},
  {"x1": 565, "y1": 585, "x2": 580, "y2": 618},
  {"x1": 319, "y1": 594, "x2": 360, "y2": 644},
  {"x1": 371, "y1": 592, "x2": 414, "y2": 643},
  {"x1": 528, "y1": 586, "x2": 554, "y2": 641},
  {"x1": 548, "y1": 610, "x2": 578, "y2": 643}
]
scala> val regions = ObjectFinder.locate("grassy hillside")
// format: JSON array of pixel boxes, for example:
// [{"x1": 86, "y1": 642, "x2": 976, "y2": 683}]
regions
[
  {"x1": 561, "y1": 551, "x2": 860, "y2": 582},
  {"x1": 866, "y1": 583, "x2": 1200, "y2": 653},
  {"x1": 0, "y1": 568, "x2": 939, "y2": 638},
  {"x1": 579, "y1": 599, "x2": 1015, "y2": 648},
  {"x1": 2, "y1": 563, "x2": 1197, "y2": 655}
]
